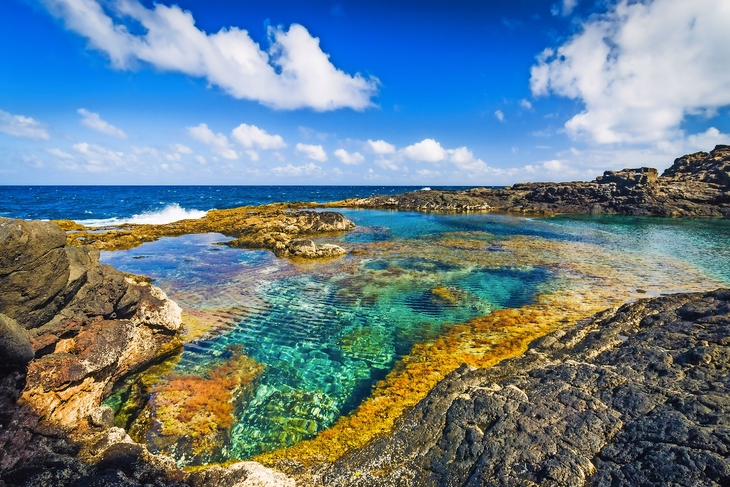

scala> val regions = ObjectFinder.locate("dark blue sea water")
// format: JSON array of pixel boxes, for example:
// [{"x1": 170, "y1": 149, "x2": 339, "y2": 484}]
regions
[{"x1": 0, "y1": 185, "x2": 475, "y2": 223}]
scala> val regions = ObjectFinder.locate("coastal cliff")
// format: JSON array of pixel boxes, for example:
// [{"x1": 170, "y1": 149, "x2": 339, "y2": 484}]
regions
[{"x1": 332, "y1": 145, "x2": 730, "y2": 217}]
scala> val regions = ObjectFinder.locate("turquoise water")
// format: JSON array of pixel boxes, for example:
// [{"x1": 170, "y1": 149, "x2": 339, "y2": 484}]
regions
[{"x1": 102, "y1": 210, "x2": 730, "y2": 464}]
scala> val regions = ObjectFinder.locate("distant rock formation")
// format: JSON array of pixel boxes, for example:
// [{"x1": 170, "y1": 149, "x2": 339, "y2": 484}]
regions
[
  {"x1": 333, "y1": 145, "x2": 730, "y2": 218},
  {"x1": 320, "y1": 288, "x2": 730, "y2": 486},
  {"x1": 60, "y1": 206, "x2": 355, "y2": 258}
]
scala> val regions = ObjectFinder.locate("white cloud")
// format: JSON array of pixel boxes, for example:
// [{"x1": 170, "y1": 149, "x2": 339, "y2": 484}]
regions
[
  {"x1": 77, "y1": 108, "x2": 127, "y2": 138},
  {"x1": 165, "y1": 152, "x2": 181, "y2": 161},
  {"x1": 531, "y1": 0, "x2": 730, "y2": 144},
  {"x1": 133, "y1": 146, "x2": 159, "y2": 157},
  {"x1": 686, "y1": 127, "x2": 730, "y2": 151},
  {"x1": 494, "y1": 110, "x2": 505, "y2": 122},
  {"x1": 42, "y1": 0, "x2": 378, "y2": 111},
  {"x1": 367, "y1": 139, "x2": 396, "y2": 155},
  {"x1": 172, "y1": 143, "x2": 193, "y2": 154},
  {"x1": 46, "y1": 148, "x2": 74, "y2": 159},
  {"x1": 72, "y1": 142, "x2": 126, "y2": 171},
  {"x1": 246, "y1": 150, "x2": 260, "y2": 161},
  {"x1": 296, "y1": 143, "x2": 327, "y2": 162},
  {"x1": 334, "y1": 148, "x2": 364, "y2": 165},
  {"x1": 231, "y1": 124, "x2": 286, "y2": 149},
  {"x1": 519, "y1": 99, "x2": 533, "y2": 110},
  {"x1": 0, "y1": 109, "x2": 49, "y2": 140},
  {"x1": 272, "y1": 162, "x2": 321, "y2": 176},
  {"x1": 195, "y1": 155, "x2": 207, "y2": 164},
  {"x1": 374, "y1": 158, "x2": 400, "y2": 171},
  {"x1": 188, "y1": 123, "x2": 238, "y2": 160},
  {"x1": 401, "y1": 138, "x2": 448, "y2": 163},
  {"x1": 552, "y1": 0, "x2": 579, "y2": 16}
]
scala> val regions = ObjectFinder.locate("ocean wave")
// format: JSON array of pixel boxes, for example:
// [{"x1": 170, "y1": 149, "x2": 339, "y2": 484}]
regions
[{"x1": 77, "y1": 204, "x2": 208, "y2": 227}]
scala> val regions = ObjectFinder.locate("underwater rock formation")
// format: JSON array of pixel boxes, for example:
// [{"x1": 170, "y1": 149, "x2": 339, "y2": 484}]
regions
[
  {"x1": 59, "y1": 205, "x2": 355, "y2": 257},
  {"x1": 319, "y1": 288, "x2": 730, "y2": 486},
  {"x1": 333, "y1": 145, "x2": 730, "y2": 217}
]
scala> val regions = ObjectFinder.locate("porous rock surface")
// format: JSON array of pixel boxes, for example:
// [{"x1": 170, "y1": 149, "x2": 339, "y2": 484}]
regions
[
  {"x1": 335, "y1": 145, "x2": 730, "y2": 217},
  {"x1": 319, "y1": 289, "x2": 730, "y2": 486}
]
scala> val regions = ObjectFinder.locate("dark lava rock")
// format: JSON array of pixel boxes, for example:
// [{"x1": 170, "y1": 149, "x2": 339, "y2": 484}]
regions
[
  {"x1": 342, "y1": 145, "x2": 730, "y2": 218},
  {"x1": 321, "y1": 289, "x2": 730, "y2": 486}
]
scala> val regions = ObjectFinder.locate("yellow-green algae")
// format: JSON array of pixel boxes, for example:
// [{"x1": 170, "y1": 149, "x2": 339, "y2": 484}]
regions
[{"x1": 253, "y1": 233, "x2": 724, "y2": 466}]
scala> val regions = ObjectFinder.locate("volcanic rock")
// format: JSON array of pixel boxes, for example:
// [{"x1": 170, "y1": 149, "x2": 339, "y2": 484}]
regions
[
  {"x1": 333, "y1": 145, "x2": 730, "y2": 218},
  {"x1": 320, "y1": 289, "x2": 730, "y2": 486}
]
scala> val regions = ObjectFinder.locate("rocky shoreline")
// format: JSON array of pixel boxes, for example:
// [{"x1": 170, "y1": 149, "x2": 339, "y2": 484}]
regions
[
  {"x1": 329, "y1": 145, "x2": 730, "y2": 218},
  {"x1": 1, "y1": 147, "x2": 730, "y2": 486}
]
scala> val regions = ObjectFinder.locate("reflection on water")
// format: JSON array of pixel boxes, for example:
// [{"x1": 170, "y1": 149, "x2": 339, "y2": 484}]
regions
[{"x1": 102, "y1": 211, "x2": 730, "y2": 466}]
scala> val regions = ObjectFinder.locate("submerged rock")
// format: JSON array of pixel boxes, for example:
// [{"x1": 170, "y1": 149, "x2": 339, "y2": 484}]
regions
[{"x1": 320, "y1": 288, "x2": 730, "y2": 486}]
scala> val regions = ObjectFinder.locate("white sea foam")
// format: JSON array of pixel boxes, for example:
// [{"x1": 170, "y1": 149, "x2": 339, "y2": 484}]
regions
[
  {"x1": 419, "y1": 187, "x2": 432, "y2": 191},
  {"x1": 77, "y1": 203, "x2": 208, "y2": 227}
]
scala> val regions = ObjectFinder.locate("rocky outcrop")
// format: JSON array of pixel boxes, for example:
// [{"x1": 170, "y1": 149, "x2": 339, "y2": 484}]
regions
[
  {"x1": 333, "y1": 145, "x2": 730, "y2": 218},
  {"x1": 61, "y1": 206, "x2": 354, "y2": 257},
  {"x1": 319, "y1": 288, "x2": 730, "y2": 486},
  {"x1": 0, "y1": 218, "x2": 185, "y2": 486}
]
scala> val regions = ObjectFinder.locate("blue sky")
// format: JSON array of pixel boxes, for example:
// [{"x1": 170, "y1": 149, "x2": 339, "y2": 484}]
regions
[{"x1": 1, "y1": 0, "x2": 730, "y2": 185}]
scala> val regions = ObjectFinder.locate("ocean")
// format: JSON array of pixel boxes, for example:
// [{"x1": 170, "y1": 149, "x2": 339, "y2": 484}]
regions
[{"x1": 0, "y1": 185, "x2": 474, "y2": 224}]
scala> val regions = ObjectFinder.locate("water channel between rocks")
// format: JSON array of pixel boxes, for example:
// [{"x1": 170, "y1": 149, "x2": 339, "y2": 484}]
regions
[{"x1": 101, "y1": 210, "x2": 730, "y2": 467}]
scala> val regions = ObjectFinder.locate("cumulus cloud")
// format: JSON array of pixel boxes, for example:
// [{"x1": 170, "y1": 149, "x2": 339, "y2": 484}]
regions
[
  {"x1": 334, "y1": 148, "x2": 364, "y2": 165},
  {"x1": 272, "y1": 162, "x2": 321, "y2": 176},
  {"x1": 195, "y1": 155, "x2": 207, "y2": 164},
  {"x1": 188, "y1": 123, "x2": 238, "y2": 160},
  {"x1": 531, "y1": 0, "x2": 730, "y2": 144},
  {"x1": 77, "y1": 108, "x2": 127, "y2": 138},
  {"x1": 367, "y1": 139, "x2": 396, "y2": 155},
  {"x1": 686, "y1": 127, "x2": 730, "y2": 151},
  {"x1": 401, "y1": 138, "x2": 448, "y2": 163},
  {"x1": 0, "y1": 109, "x2": 49, "y2": 140},
  {"x1": 246, "y1": 150, "x2": 260, "y2": 161},
  {"x1": 519, "y1": 99, "x2": 533, "y2": 110},
  {"x1": 494, "y1": 110, "x2": 505, "y2": 122},
  {"x1": 448, "y1": 146, "x2": 494, "y2": 173},
  {"x1": 42, "y1": 0, "x2": 378, "y2": 111},
  {"x1": 231, "y1": 124, "x2": 286, "y2": 149},
  {"x1": 46, "y1": 148, "x2": 74, "y2": 159},
  {"x1": 296, "y1": 143, "x2": 327, "y2": 162}
]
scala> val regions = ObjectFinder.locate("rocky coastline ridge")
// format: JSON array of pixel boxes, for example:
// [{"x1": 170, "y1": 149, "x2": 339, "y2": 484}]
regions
[
  {"x1": 330, "y1": 145, "x2": 730, "y2": 217},
  {"x1": 1, "y1": 218, "x2": 728, "y2": 485}
]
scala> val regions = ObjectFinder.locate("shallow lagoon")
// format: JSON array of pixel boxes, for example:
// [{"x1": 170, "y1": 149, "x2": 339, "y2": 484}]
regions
[{"x1": 102, "y1": 210, "x2": 730, "y2": 466}]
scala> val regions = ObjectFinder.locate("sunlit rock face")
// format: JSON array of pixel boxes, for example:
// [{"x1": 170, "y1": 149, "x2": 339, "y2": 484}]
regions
[
  {"x1": 0, "y1": 218, "x2": 183, "y2": 481},
  {"x1": 101, "y1": 209, "x2": 730, "y2": 469}
]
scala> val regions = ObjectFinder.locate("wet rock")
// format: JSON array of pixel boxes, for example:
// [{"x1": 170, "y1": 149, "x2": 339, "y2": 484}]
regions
[
  {"x1": 321, "y1": 288, "x2": 730, "y2": 486},
  {"x1": 287, "y1": 239, "x2": 347, "y2": 258}
]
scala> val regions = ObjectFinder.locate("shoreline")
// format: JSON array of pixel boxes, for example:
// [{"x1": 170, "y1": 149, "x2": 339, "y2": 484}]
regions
[{"x1": 1, "y1": 145, "x2": 729, "y2": 486}]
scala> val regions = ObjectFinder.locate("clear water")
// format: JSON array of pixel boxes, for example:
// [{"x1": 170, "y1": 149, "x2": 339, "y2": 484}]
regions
[{"x1": 101, "y1": 209, "x2": 730, "y2": 464}]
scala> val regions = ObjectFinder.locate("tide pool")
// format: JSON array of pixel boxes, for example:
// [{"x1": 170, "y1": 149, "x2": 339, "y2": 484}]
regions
[{"x1": 102, "y1": 210, "x2": 730, "y2": 466}]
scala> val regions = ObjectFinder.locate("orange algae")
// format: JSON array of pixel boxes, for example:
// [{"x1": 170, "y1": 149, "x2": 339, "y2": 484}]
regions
[
  {"x1": 134, "y1": 345, "x2": 265, "y2": 460},
  {"x1": 254, "y1": 233, "x2": 724, "y2": 466}
]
